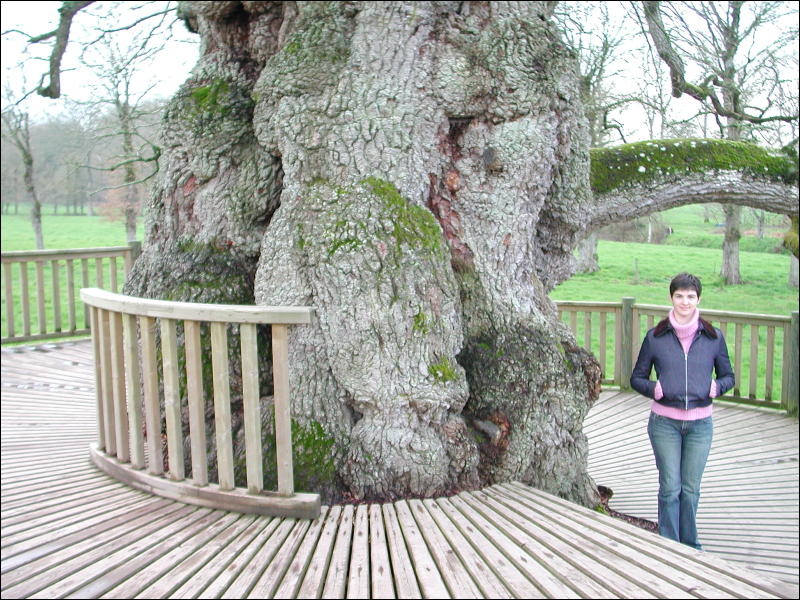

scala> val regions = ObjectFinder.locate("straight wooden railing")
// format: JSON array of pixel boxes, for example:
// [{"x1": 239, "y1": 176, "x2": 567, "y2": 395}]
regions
[
  {"x1": 80, "y1": 288, "x2": 320, "y2": 519},
  {"x1": 1, "y1": 243, "x2": 140, "y2": 344},
  {"x1": 556, "y1": 299, "x2": 799, "y2": 414}
]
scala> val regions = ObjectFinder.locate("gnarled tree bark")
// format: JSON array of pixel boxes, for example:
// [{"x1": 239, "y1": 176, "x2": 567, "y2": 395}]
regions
[{"x1": 124, "y1": 1, "x2": 798, "y2": 506}]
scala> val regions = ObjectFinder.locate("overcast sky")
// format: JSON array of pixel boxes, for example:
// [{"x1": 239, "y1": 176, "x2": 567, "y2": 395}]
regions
[{"x1": 1, "y1": 0, "x2": 199, "y2": 120}]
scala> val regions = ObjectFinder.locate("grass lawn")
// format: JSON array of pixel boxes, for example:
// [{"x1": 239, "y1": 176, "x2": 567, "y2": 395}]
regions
[
  {"x1": 552, "y1": 240, "x2": 797, "y2": 317},
  {"x1": 1, "y1": 210, "x2": 139, "y2": 251},
  {"x1": 1, "y1": 211, "x2": 138, "y2": 343}
]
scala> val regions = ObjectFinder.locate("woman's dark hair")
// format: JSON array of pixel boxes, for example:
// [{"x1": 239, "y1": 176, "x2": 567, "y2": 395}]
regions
[{"x1": 669, "y1": 273, "x2": 702, "y2": 298}]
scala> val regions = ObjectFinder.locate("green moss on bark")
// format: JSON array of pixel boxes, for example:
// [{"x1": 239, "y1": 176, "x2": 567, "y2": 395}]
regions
[
  {"x1": 307, "y1": 177, "x2": 445, "y2": 260},
  {"x1": 252, "y1": 419, "x2": 338, "y2": 494},
  {"x1": 591, "y1": 138, "x2": 797, "y2": 194},
  {"x1": 361, "y1": 177, "x2": 444, "y2": 256},
  {"x1": 428, "y1": 357, "x2": 458, "y2": 384}
]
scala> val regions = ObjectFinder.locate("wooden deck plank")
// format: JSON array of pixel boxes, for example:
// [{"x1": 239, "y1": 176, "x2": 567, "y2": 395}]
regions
[
  {"x1": 100, "y1": 511, "x2": 246, "y2": 599},
  {"x1": 392, "y1": 500, "x2": 451, "y2": 599},
  {"x1": 456, "y1": 490, "x2": 649, "y2": 599},
  {"x1": 63, "y1": 510, "x2": 226, "y2": 600},
  {"x1": 508, "y1": 482, "x2": 798, "y2": 599},
  {"x1": 421, "y1": 498, "x2": 513, "y2": 599},
  {"x1": 346, "y1": 504, "x2": 370, "y2": 599},
  {"x1": 1, "y1": 487, "x2": 149, "y2": 542},
  {"x1": 194, "y1": 518, "x2": 280, "y2": 599},
  {"x1": 1, "y1": 504, "x2": 200, "y2": 598},
  {"x1": 248, "y1": 518, "x2": 313, "y2": 598},
  {"x1": 273, "y1": 506, "x2": 331, "y2": 599},
  {"x1": 219, "y1": 518, "x2": 295, "y2": 598},
  {"x1": 130, "y1": 513, "x2": 260, "y2": 599},
  {"x1": 492, "y1": 484, "x2": 734, "y2": 599},
  {"x1": 433, "y1": 497, "x2": 541, "y2": 599},
  {"x1": 321, "y1": 503, "x2": 354, "y2": 599},
  {"x1": 1, "y1": 495, "x2": 171, "y2": 564},
  {"x1": 368, "y1": 503, "x2": 396, "y2": 599},
  {"x1": 406, "y1": 498, "x2": 482, "y2": 598},
  {"x1": 380, "y1": 503, "x2": 422, "y2": 599},
  {"x1": 297, "y1": 505, "x2": 343, "y2": 599}
]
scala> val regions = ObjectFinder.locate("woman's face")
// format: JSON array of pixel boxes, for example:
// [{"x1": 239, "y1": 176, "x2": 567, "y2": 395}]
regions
[{"x1": 671, "y1": 287, "x2": 700, "y2": 322}]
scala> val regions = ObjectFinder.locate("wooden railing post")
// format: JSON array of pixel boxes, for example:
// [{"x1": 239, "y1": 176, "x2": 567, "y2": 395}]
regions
[
  {"x1": 787, "y1": 311, "x2": 799, "y2": 417},
  {"x1": 620, "y1": 298, "x2": 635, "y2": 389},
  {"x1": 273, "y1": 324, "x2": 294, "y2": 496}
]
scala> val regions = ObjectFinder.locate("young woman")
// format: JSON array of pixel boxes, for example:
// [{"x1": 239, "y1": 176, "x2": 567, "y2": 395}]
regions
[{"x1": 630, "y1": 273, "x2": 734, "y2": 550}]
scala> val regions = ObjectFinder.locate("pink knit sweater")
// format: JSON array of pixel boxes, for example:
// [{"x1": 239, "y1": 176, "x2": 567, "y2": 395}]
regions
[{"x1": 651, "y1": 309, "x2": 716, "y2": 421}]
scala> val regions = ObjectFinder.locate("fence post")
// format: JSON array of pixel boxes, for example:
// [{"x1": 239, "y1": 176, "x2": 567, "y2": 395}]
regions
[
  {"x1": 787, "y1": 311, "x2": 799, "y2": 417},
  {"x1": 620, "y1": 297, "x2": 635, "y2": 389}
]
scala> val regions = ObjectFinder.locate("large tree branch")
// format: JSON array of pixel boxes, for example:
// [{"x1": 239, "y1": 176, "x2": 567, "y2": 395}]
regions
[
  {"x1": 36, "y1": 1, "x2": 96, "y2": 99},
  {"x1": 587, "y1": 172, "x2": 798, "y2": 234}
]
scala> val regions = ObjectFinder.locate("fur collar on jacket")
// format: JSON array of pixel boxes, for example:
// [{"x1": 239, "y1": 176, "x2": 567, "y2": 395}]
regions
[{"x1": 653, "y1": 317, "x2": 717, "y2": 339}]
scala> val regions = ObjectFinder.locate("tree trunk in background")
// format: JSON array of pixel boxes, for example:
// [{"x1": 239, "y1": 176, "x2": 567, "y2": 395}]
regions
[
  {"x1": 119, "y1": 106, "x2": 140, "y2": 243},
  {"x1": 575, "y1": 233, "x2": 600, "y2": 273},
  {"x1": 754, "y1": 209, "x2": 765, "y2": 239},
  {"x1": 721, "y1": 204, "x2": 741, "y2": 285},
  {"x1": 3, "y1": 110, "x2": 44, "y2": 248},
  {"x1": 790, "y1": 255, "x2": 799, "y2": 289},
  {"x1": 22, "y1": 152, "x2": 44, "y2": 249}
]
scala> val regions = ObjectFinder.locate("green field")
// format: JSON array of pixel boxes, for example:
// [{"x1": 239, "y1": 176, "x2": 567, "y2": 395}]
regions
[
  {"x1": 551, "y1": 240, "x2": 797, "y2": 316},
  {"x1": 1, "y1": 210, "x2": 139, "y2": 250}
]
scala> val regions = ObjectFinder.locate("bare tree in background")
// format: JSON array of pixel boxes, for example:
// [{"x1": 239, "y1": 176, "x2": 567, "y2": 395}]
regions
[
  {"x1": 75, "y1": 3, "x2": 182, "y2": 241},
  {"x1": 555, "y1": 1, "x2": 635, "y2": 273},
  {"x1": 642, "y1": 0, "x2": 799, "y2": 284},
  {"x1": 1, "y1": 99, "x2": 44, "y2": 248},
  {"x1": 2, "y1": 0, "x2": 190, "y2": 241}
]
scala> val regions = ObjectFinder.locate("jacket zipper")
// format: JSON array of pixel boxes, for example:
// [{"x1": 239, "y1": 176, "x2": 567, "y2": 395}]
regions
[
  {"x1": 683, "y1": 329, "x2": 702, "y2": 410},
  {"x1": 675, "y1": 329, "x2": 697, "y2": 410},
  {"x1": 684, "y1": 352, "x2": 689, "y2": 410}
]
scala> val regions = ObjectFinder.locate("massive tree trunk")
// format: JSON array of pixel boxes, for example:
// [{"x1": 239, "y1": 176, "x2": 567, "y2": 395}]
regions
[{"x1": 124, "y1": 1, "x2": 797, "y2": 507}]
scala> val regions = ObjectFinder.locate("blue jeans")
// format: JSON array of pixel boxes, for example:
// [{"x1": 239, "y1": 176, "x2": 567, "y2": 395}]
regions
[{"x1": 647, "y1": 412, "x2": 713, "y2": 550}]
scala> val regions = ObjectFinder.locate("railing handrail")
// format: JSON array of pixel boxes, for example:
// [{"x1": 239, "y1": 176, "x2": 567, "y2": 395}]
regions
[
  {"x1": 2, "y1": 243, "x2": 141, "y2": 345},
  {"x1": 633, "y1": 302, "x2": 791, "y2": 324},
  {"x1": 1, "y1": 246, "x2": 134, "y2": 261},
  {"x1": 80, "y1": 288, "x2": 315, "y2": 324},
  {"x1": 556, "y1": 299, "x2": 792, "y2": 324}
]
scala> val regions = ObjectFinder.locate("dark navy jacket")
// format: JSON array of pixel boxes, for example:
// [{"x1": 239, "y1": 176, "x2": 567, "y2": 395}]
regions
[{"x1": 630, "y1": 317, "x2": 735, "y2": 410}]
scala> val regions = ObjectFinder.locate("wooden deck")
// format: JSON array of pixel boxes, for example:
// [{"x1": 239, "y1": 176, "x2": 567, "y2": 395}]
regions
[
  {"x1": 586, "y1": 389, "x2": 800, "y2": 586},
  {"x1": 2, "y1": 340, "x2": 798, "y2": 599}
]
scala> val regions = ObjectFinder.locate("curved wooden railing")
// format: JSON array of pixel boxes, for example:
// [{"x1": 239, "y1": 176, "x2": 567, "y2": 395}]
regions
[
  {"x1": 556, "y1": 298, "x2": 799, "y2": 414},
  {"x1": 80, "y1": 288, "x2": 320, "y2": 519},
  {"x1": 1, "y1": 244, "x2": 140, "y2": 344}
]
